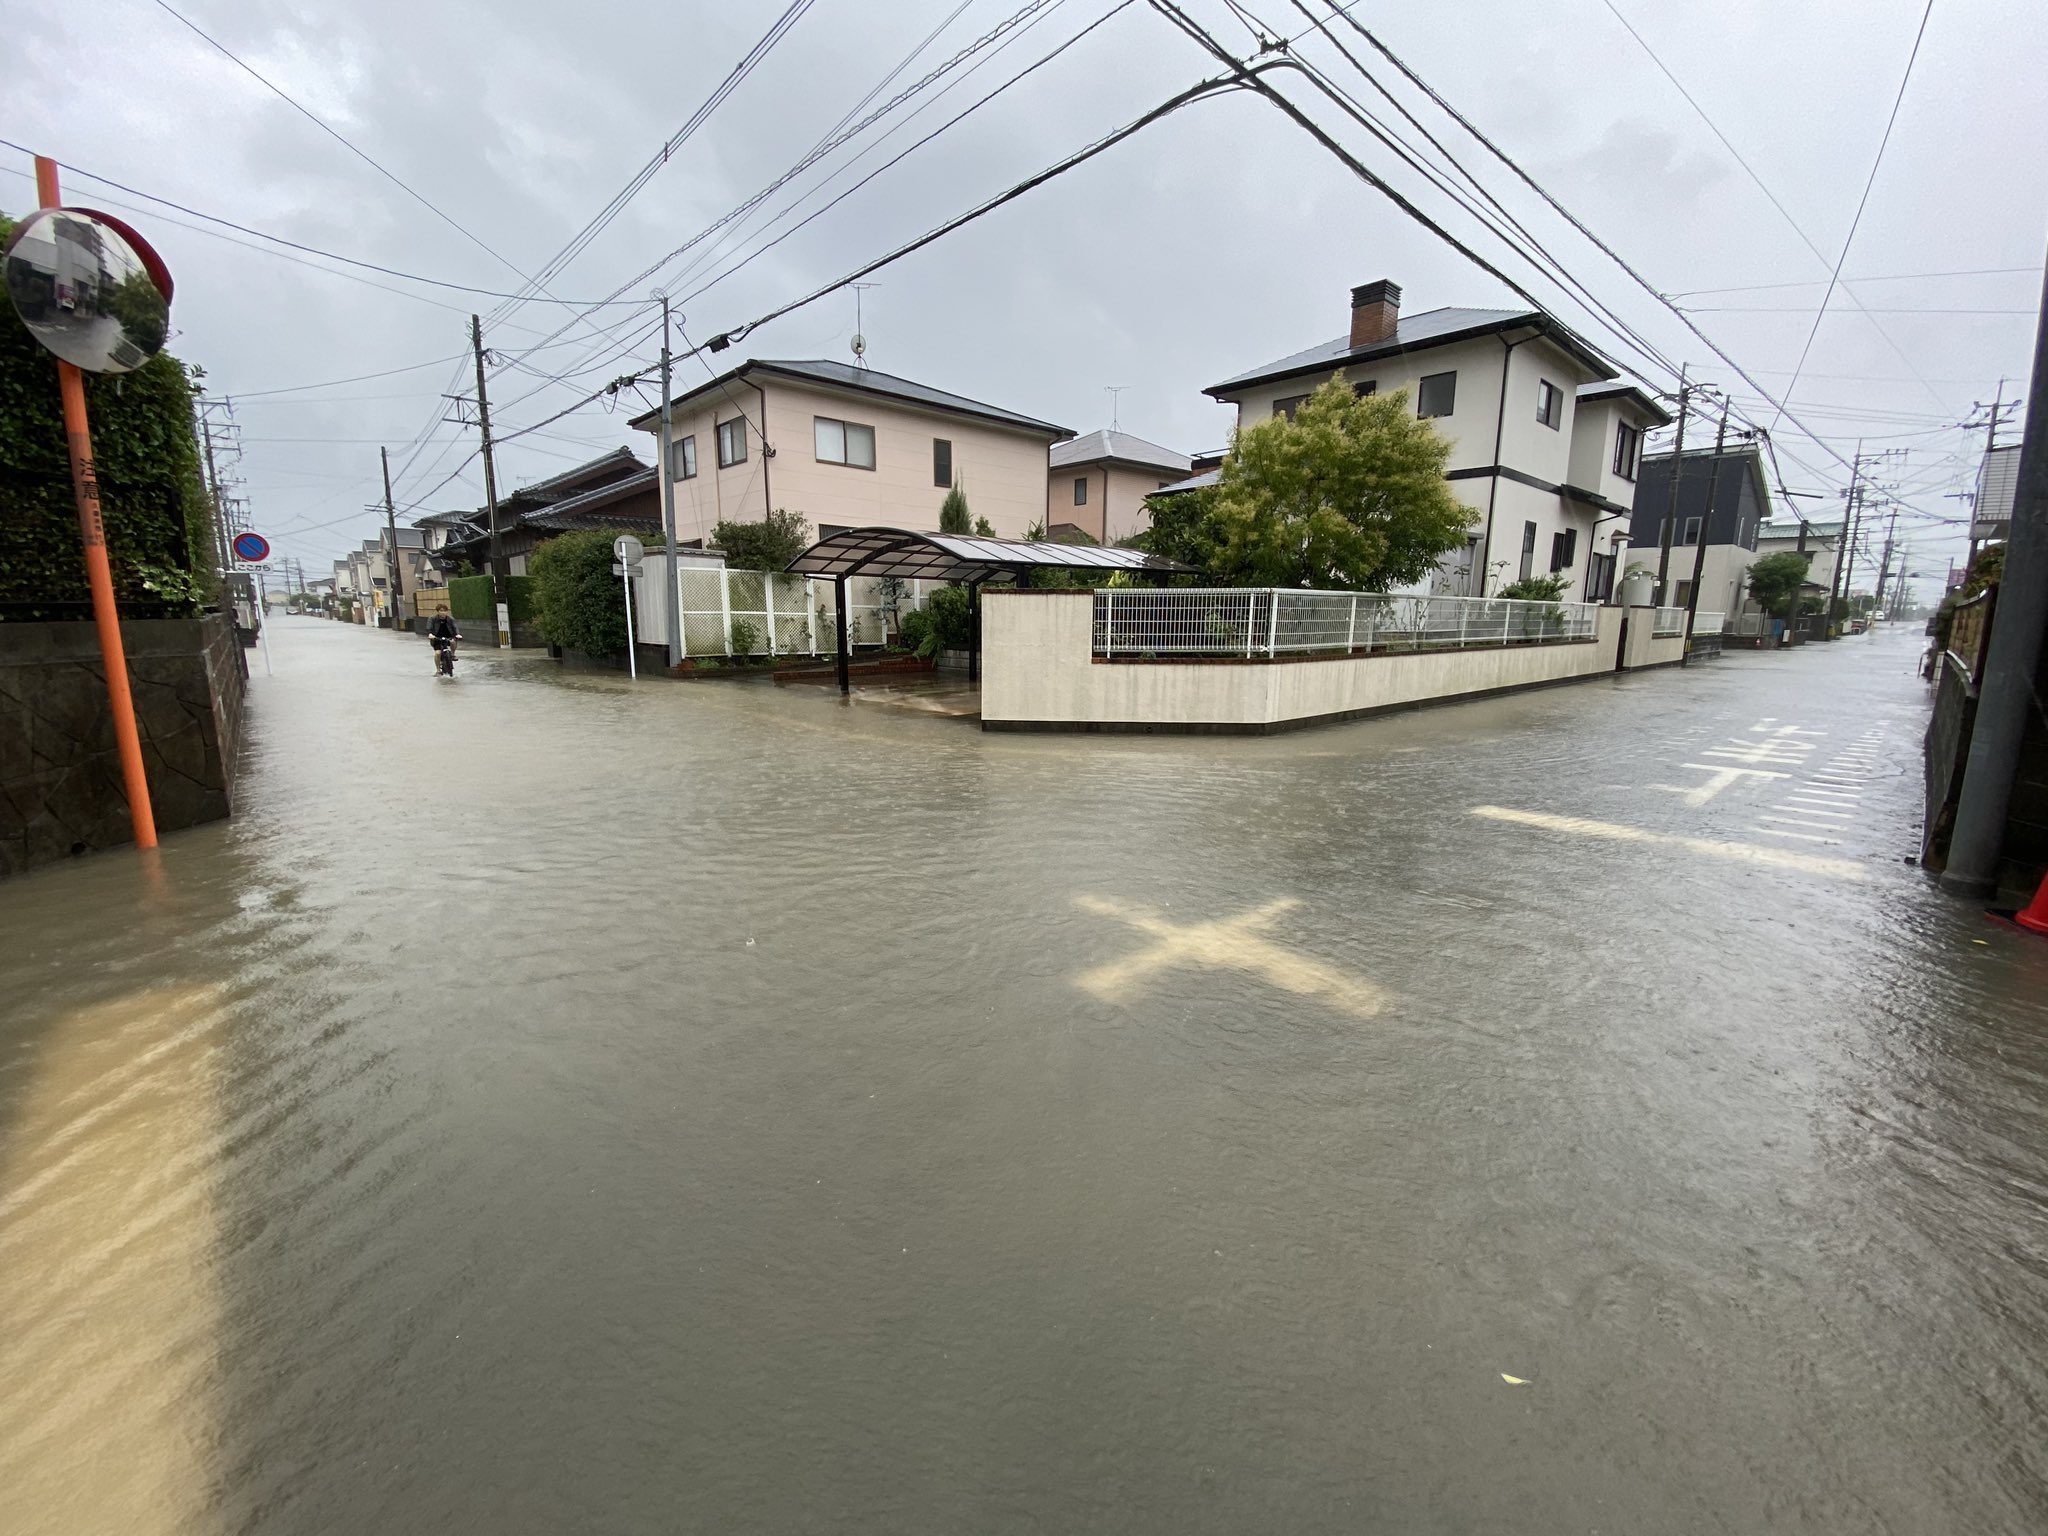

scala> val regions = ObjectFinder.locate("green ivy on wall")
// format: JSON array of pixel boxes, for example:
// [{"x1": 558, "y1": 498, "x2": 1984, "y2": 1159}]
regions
[{"x1": 0, "y1": 210, "x2": 216, "y2": 620}]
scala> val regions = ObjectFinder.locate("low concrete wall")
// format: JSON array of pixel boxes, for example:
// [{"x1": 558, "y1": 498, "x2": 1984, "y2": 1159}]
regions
[
  {"x1": 982, "y1": 591, "x2": 1626, "y2": 733},
  {"x1": 0, "y1": 614, "x2": 246, "y2": 876},
  {"x1": 1621, "y1": 606, "x2": 1687, "y2": 670}
]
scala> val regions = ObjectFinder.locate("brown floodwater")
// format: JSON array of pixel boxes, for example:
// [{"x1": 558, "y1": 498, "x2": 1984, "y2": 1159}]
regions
[{"x1": 2, "y1": 618, "x2": 2045, "y2": 1533}]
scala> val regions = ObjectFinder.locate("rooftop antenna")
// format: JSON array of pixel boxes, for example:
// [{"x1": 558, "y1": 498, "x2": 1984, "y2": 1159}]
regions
[
  {"x1": 850, "y1": 283, "x2": 878, "y2": 368},
  {"x1": 1105, "y1": 385, "x2": 1130, "y2": 432}
]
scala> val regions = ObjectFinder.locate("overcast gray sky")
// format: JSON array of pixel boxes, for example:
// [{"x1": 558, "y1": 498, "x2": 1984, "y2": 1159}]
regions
[{"x1": 10, "y1": 0, "x2": 2043, "y2": 598}]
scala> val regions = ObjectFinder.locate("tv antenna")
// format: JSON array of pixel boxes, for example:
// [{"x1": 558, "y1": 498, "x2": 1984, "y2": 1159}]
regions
[
  {"x1": 1105, "y1": 385, "x2": 1130, "y2": 432},
  {"x1": 850, "y1": 283, "x2": 879, "y2": 368}
]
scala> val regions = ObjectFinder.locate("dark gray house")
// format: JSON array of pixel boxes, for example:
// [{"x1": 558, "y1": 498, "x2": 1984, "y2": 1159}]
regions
[{"x1": 1627, "y1": 445, "x2": 1775, "y2": 610}]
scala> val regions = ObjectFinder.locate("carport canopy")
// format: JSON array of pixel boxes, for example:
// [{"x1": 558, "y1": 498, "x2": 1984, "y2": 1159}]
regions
[{"x1": 785, "y1": 527, "x2": 1197, "y2": 692}]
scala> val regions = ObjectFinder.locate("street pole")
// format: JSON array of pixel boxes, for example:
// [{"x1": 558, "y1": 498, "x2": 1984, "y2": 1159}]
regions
[
  {"x1": 1942, "y1": 256, "x2": 2048, "y2": 897},
  {"x1": 35, "y1": 156, "x2": 157, "y2": 851},
  {"x1": 1681, "y1": 400, "x2": 1727, "y2": 658},
  {"x1": 1836, "y1": 443, "x2": 1866, "y2": 630},
  {"x1": 658, "y1": 296, "x2": 682, "y2": 669},
  {"x1": 470, "y1": 314, "x2": 506, "y2": 645},
  {"x1": 1871, "y1": 506, "x2": 1899, "y2": 619},
  {"x1": 1655, "y1": 364, "x2": 1690, "y2": 605},
  {"x1": 381, "y1": 445, "x2": 405, "y2": 632},
  {"x1": 198, "y1": 403, "x2": 233, "y2": 582}
]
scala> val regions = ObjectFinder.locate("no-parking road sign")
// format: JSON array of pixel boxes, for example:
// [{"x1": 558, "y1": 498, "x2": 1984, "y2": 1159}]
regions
[{"x1": 231, "y1": 531, "x2": 271, "y2": 564}]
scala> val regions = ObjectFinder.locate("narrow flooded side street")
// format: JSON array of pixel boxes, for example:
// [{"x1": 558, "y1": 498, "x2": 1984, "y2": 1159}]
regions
[{"x1": 3, "y1": 619, "x2": 2045, "y2": 1534}]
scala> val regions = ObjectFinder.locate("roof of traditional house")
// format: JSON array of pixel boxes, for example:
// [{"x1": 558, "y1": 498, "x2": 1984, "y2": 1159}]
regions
[
  {"x1": 521, "y1": 468, "x2": 662, "y2": 530},
  {"x1": 1206, "y1": 305, "x2": 1619, "y2": 398},
  {"x1": 627, "y1": 358, "x2": 1070, "y2": 439},
  {"x1": 1050, "y1": 429, "x2": 1191, "y2": 475}
]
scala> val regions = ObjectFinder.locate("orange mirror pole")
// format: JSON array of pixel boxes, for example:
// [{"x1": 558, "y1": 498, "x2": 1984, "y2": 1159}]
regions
[{"x1": 36, "y1": 155, "x2": 157, "y2": 850}]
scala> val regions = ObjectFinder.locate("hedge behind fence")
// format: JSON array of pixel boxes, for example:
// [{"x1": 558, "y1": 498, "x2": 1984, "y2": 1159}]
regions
[
  {"x1": 0, "y1": 211, "x2": 216, "y2": 620},
  {"x1": 448, "y1": 574, "x2": 496, "y2": 622}
]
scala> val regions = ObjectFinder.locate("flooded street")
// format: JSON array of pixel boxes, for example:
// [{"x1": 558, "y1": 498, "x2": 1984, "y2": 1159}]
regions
[{"x1": 4, "y1": 618, "x2": 2046, "y2": 1533}]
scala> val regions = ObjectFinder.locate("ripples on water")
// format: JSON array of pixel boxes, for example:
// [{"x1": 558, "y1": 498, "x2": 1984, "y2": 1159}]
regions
[{"x1": 2, "y1": 621, "x2": 2045, "y2": 1533}]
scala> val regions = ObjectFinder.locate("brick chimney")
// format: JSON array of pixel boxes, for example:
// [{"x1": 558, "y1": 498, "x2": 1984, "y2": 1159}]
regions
[{"x1": 1349, "y1": 279, "x2": 1401, "y2": 349}]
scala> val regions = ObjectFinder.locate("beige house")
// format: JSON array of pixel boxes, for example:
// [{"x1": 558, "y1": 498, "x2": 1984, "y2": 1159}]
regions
[
  {"x1": 1198, "y1": 279, "x2": 1670, "y2": 599},
  {"x1": 1047, "y1": 429, "x2": 1191, "y2": 545},
  {"x1": 628, "y1": 359, "x2": 1070, "y2": 547}
]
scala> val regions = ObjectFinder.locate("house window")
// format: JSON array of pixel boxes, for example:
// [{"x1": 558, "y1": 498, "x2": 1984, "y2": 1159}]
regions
[
  {"x1": 1536, "y1": 379, "x2": 1562, "y2": 429},
  {"x1": 1550, "y1": 527, "x2": 1578, "y2": 572},
  {"x1": 1418, "y1": 371, "x2": 1456, "y2": 418},
  {"x1": 671, "y1": 434, "x2": 696, "y2": 480},
  {"x1": 1682, "y1": 515, "x2": 1702, "y2": 546},
  {"x1": 1353, "y1": 380, "x2": 1377, "y2": 398},
  {"x1": 1519, "y1": 521, "x2": 1537, "y2": 582},
  {"x1": 1587, "y1": 550, "x2": 1614, "y2": 602},
  {"x1": 1613, "y1": 421, "x2": 1641, "y2": 480},
  {"x1": 933, "y1": 438, "x2": 952, "y2": 487},
  {"x1": 1074, "y1": 477, "x2": 1088, "y2": 507},
  {"x1": 814, "y1": 416, "x2": 876, "y2": 469},
  {"x1": 717, "y1": 417, "x2": 747, "y2": 467},
  {"x1": 1274, "y1": 394, "x2": 1310, "y2": 421}
]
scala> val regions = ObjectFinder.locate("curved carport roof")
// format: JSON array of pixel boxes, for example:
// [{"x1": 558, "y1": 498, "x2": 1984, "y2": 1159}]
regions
[
  {"x1": 787, "y1": 527, "x2": 1194, "y2": 584},
  {"x1": 785, "y1": 528, "x2": 1196, "y2": 694}
]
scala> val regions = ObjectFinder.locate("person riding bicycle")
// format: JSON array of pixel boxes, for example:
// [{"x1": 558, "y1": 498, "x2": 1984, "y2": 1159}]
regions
[{"x1": 429, "y1": 612, "x2": 459, "y2": 672}]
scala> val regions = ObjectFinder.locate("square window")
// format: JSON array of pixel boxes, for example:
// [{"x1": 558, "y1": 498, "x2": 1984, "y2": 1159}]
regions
[
  {"x1": 671, "y1": 434, "x2": 696, "y2": 480},
  {"x1": 1417, "y1": 372, "x2": 1456, "y2": 418},
  {"x1": 1536, "y1": 379, "x2": 1562, "y2": 429},
  {"x1": 1274, "y1": 394, "x2": 1309, "y2": 421},
  {"x1": 1353, "y1": 379, "x2": 1377, "y2": 398},
  {"x1": 934, "y1": 438, "x2": 953, "y2": 488},
  {"x1": 813, "y1": 416, "x2": 876, "y2": 469},
  {"x1": 717, "y1": 417, "x2": 747, "y2": 467},
  {"x1": 1073, "y1": 476, "x2": 1089, "y2": 507}
]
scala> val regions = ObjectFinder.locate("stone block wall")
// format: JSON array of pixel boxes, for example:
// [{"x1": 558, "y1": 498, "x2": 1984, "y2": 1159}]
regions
[{"x1": 0, "y1": 615, "x2": 246, "y2": 878}]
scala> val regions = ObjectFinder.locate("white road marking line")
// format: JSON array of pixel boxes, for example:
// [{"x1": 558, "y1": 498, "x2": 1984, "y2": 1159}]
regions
[
  {"x1": 1762, "y1": 815, "x2": 1851, "y2": 830},
  {"x1": 1469, "y1": 806, "x2": 1863, "y2": 879},
  {"x1": 1775, "y1": 804, "x2": 1853, "y2": 817},
  {"x1": 1760, "y1": 828, "x2": 1840, "y2": 844}
]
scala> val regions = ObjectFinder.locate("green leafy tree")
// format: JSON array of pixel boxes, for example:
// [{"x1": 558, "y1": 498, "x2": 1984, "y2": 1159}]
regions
[
  {"x1": 939, "y1": 483, "x2": 971, "y2": 534},
  {"x1": 1745, "y1": 550, "x2": 1812, "y2": 619},
  {"x1": 1142, "y1": 376, "x2": 1469, "y2": 588},
  {"x1": 711, "y1": 507, "x2": 810, "y2": 571},
  {"x1": 529, "y1": 528, "x2": 633, "y2": 655}
]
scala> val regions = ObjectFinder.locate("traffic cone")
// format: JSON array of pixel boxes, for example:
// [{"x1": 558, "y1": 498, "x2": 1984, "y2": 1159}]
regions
[{"x1": 2016, "y1": 873, "x2": 2048, "y2": 936}]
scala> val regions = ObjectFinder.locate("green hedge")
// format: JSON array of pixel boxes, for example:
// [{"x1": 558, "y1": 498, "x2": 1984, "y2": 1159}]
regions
[
  {"x1": 506, "y1": 574, "x2": 539, "y2": 623},
  {"x1": 448, "y1": 574, "x2": 496, "y2": 622},
  {"x1": 529, "y1": 529, "x2": 628, "y2": 655},
  {"x1": 0, "y1": 212, "x2": 215, "y2": 619}
]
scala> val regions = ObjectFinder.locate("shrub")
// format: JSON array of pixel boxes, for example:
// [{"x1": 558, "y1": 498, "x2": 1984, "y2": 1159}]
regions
[
  {"x1": 1499, "y1": 574, "x2": 1569, "y2": 602},
  {"x1": 2, "y1": 209, "x2": 215, "y2": 619},
  {"x1": 712, "y1": 508, "x2": 810, "y2": 571},
  {"x1": 529, "y1": 528, "x2": 630, "y2": 655},
  {"x1": 448, "y1": 574, "x2": 496, "y2": 622},
  {"x1": 899, "y1": 585, "x2": 974, "y2": 659},
  {"x1": 505, "y1": 574, "x2": 539, "y2": 624},
  {"x1": 939, "y1": 484, "x2": 971, "y2": 534},
  {"x1": 728, "y1": 616, "x2": 760, "y2": 656}
]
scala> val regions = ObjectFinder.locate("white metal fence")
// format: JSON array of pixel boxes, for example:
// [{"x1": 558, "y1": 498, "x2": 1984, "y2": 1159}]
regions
[
  {"x1": 1092, "y1": 588, "x2": 1599, "y2": 659},
  {"x1": 633, "y1": 565, "x2": 931, "y2": 657},
  {"x1": 1692, "y1": 610, "x2": 1726, "y2": 637},
  {"x1": 1650, "y1": 605, "x2": 1686, "y2": 638}
]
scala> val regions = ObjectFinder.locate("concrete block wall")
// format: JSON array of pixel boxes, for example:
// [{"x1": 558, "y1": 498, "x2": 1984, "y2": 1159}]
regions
[
  {"x1": 982, "y1": 591, "x2": 1626, "y2": 733},
  {"x1": 0, "y1": 615, "x2": 246, "y2": 877}
]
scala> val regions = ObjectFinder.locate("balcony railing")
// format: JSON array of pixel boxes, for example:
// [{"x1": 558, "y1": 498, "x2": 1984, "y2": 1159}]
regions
[{"x1": 1093, "y1": 589, "x2": 1599, "y2": 659}]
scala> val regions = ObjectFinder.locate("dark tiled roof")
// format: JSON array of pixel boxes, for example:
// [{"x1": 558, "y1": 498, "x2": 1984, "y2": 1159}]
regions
[
  {"x1": 629, "y1": 359, "x2": 1070, "y2": 438},
  {"x1": 1206, "y1": 305, "x2": 1618, "y2": 396},
  {"x1": 522, "y1": 468, "x2": 661, "y2": 530}
]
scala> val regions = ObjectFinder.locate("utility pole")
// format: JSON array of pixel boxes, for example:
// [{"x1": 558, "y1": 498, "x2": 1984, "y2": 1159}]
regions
[
  {"x1": 1943, "y1": 244, "x2": 2048, "y2": 899},
  {"x1": 381, "y1": 445, "x2": 405, "y2": 632},
  {"x1": 1966, "y1": 378, "x2": 2022, "y2": 567},
  {"x1": 1828, "y1": 443, "x2": 1863, "y2": 633},
  {"x1": 658, "y1": 296, "x2": 682, "y2": 668},
  {"x1": 470, "y1": 314, "x2": 505, "y2": 643},
  {"x1": 1871, "y1": 506, "x2": 1900, "y2": 619},
  {"x1": 198, "y1": 402, "x2": 233, "y2": 583},
  {"x1": 1655, "y1": 364, "x2": 1690, "y2": 605},
  {"x1": 1681, "y1": 398, "x2": 1729, "y2": 658}
]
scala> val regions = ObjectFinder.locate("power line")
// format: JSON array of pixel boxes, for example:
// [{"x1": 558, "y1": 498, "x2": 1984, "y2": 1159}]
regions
[
  {"x1": 1767, "y1": 0, "x2": 1940, "y2": 430},
  {"x1": 1671, "y1": 267, "x2": 2039, "y2": 298}
]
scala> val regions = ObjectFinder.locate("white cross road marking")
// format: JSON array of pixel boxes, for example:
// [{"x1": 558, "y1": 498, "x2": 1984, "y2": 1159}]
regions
[
  {"x1": 1651, "y1": 764, "x2": 1792, "y2": 806},
  {"x1": 1073, "y1": 896, "x2": 1387, "y2": 1019}
]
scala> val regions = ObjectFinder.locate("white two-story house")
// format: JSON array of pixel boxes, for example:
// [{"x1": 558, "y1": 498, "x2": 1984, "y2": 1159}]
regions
[
  {"x1": 628, "y1": 358, "x2": 1070, "y2": 548},
  {"x1": 1198, "y1": 279, "x2": 1670, "y2": 599}
]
